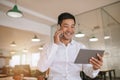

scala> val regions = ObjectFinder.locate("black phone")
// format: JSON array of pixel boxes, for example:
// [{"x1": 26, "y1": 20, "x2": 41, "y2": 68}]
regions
[
  {"x1": 57, "y1": 25, "x2": 63, "y2": 38},
  {"x1": 59, "y1": 33, "x2": 63, "y2": 38}
]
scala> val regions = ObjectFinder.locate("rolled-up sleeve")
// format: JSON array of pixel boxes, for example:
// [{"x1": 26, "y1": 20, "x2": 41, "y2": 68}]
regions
[
  {"x1": 37, "y1": 43, "x2": 58, "y2": 72},
  {"x1": 82, "y1": 64, "x2": 100, "y2": 78}
]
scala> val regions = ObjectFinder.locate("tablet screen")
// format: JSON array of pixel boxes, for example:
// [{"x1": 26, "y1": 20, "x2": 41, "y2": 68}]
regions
[{"x1": 74, "y1": 49, "x2": 104, "y2": 64}]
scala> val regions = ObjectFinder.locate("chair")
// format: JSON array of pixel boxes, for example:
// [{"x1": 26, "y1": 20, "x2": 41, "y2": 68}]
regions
[
  {"x1": 13, "y1": 65, "x2": 31, "y2": 77},
  {"x1": 38, "y1": 75, "x2": 45, "y2": 80},
  {"x1": 37, "y1": 68, "x2": 50, "y2": 80}
]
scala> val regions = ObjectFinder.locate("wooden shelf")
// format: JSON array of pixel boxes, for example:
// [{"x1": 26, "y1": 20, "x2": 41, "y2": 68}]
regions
[{"x1": 0, "y1": 55, "x2": 11, "y2": 59}]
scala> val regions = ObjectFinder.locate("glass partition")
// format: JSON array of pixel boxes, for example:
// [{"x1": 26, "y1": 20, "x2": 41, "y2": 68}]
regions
[{"x1": 102, "y1": 2, "x2": 120, "y2": 77}]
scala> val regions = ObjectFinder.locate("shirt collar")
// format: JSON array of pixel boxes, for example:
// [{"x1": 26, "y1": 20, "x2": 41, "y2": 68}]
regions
[
  {"x1": 70, "y1": 39, "x2": 75, "y2": 45},
  {"x1": 59, "y1": 39, "x2": 75, "y2": 45}
]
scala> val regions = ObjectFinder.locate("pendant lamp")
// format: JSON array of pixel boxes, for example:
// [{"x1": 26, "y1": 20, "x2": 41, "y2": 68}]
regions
[
  {"x1": 104, "y1": 35, "x2": 110, "y2": 39},
  {"x1": 32, "y1": 35, "x2": 40, "y2": 42},
  {"x1": 23, "y1": 48, "x2": 28, "y2": 53},
  {"x1": 39, "y1": 45, "x2": 43, "y2": 50},
  {"x1": 89, "y1": 10, "x2": 99, "y2": 42},
  {"x1": 75, "y1": 22, "x2": 85, "y2": 38},
  {"x1": 75, "y1": 31, "x2": 85, "y2": 38},
  {"x1": 7, "y1": 3, "x2": 23, "y2": 18},
  {"x1": 10, "y1": 41, "x2": 16, "y2": 46},
  {"x1": 89, "y1": 36, "x2": 98, "y2": 42}
]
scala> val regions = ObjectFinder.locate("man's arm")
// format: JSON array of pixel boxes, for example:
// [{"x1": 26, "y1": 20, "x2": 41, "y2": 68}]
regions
[
  {"x1": 82, "y1": 64, "x2": 100, "y2": 78},
  {"x1": 37, "y1": 43, "x2": 58, "y2": 72}
]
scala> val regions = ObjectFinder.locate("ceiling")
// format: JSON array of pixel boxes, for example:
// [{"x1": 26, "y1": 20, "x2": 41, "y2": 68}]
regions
[
  {"x1": 0, "y1": 0, "x2": 120, "y2": 55},
  {"x1": 0, "y1": 25, "x2": 50, "y2": 55},
  {"x1": 0, "y1": 0, "x2": 119, "y2": 26}
]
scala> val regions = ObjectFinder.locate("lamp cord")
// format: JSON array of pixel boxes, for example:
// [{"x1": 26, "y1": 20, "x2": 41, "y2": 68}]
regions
[
  {"x1": 76, "y1": 16, "x2": 80, "y2": 32},
  {"x1": 15, "y1": 0, "x2": 17, "y2": 5}
]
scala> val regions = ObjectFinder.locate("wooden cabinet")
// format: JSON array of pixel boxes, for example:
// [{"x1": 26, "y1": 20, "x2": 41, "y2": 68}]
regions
[
  {"x1": 0, "y1": 55, "x2": 11, "y2": 74},
  {"x1": 0, "y1": 55, "x2": 11, "y2": 59}
]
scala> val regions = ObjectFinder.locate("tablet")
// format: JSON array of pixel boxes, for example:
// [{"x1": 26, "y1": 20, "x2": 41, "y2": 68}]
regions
[{"x1": 74, "y1": 49, "x2": 104, "y2": 64}]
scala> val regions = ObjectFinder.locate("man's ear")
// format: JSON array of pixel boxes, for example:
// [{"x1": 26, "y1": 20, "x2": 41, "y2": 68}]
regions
[{"x1": 57, "y1": 24, "x2": 61, "y2": 30}]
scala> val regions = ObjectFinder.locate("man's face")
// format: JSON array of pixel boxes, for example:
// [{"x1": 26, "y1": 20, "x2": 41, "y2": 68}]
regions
[{"x1": 60, "y1": 19, "x2": 75, "y2": 40}]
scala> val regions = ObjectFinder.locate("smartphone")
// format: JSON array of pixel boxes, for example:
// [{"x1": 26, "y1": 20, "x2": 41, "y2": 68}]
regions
[
  {"x1": 59, "y1": 33, "x2": 63, "y2": 38},
  {"x1": 57, "y1": 25, "x2": 63, "y2": 38}
]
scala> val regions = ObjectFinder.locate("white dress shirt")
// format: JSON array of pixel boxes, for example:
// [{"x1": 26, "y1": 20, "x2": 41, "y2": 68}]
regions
[{"x1": 37, "y1": 40, "x2": 99, "y2": 80}]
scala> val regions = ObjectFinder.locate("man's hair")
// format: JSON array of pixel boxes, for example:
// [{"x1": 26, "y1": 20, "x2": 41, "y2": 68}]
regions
[{"x1": 57, "y1": 12, "x2": 76, "y2": 25}]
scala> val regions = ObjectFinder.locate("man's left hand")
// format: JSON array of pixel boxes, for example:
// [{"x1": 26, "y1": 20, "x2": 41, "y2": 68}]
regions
[{"x1": 90, "y1": 54, "x2": 103, "y2": 70}]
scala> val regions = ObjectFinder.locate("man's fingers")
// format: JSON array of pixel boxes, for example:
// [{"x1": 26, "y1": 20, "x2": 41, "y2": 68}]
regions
[
  {"x1": 91, "y1": 57, "x2": 102, "y2": 66},
  {"x1": 90, "y1": 56, "x2": 103, "y2": 70},
  {"x1": 97, "y1": 54, "x2": 103, "y2": 62},
  {"x1": 90, "y1": 61, "x2": 101, "y2": 69}
]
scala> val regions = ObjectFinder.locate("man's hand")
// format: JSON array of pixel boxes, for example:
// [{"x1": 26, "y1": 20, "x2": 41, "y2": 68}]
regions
[
  {"x1": 90, "y1": 54, "x2": 103, "y2": 70},
  {"x1": 54, "y1": 29, "x2": 63, "y2": 45}
]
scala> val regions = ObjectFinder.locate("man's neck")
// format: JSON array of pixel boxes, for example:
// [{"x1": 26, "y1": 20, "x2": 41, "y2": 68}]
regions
[{"x1": 60, "y1": 39, "x2": 71, "y2": 46}]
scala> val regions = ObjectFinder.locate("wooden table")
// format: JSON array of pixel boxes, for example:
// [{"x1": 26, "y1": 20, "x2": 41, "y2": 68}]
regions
[
  {"x1": 0, "y1": 74, "x2": 8, "y2": 78},
  {"x1": 0, "y1": 76, "x2": 37, "y2": 80},
  {"x1": 0, "y1": 76, "x2": 14, "y2": 80},
  {"x1": 99, "y1": 69, "x2": 116, "y2": 80},
  {"x1": 24, "y1": 77, "x2": 37, "y2": 80}
]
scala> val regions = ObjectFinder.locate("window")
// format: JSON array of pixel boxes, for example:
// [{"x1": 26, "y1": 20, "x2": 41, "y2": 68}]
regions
[
  {"x1": 10, "y1": 55, "x2": 20, "y2": 67},
  {"x1": 31, "y1": 53, "x2": 40, "y2": 67},
  {"x1": 9, "y1": 53, "x2": 40, "y2": 67},
  {"x1": 21, "y1": 54, "x2": 26, "y2": 64}
]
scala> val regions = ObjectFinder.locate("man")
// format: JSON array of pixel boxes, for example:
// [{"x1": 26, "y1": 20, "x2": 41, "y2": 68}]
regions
[{"x1": 38, "y1": 12, "x2": 103, "y2": 80}]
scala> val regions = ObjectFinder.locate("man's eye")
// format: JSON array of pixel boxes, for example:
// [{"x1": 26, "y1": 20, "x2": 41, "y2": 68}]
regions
[
  {"x1": 63, "y1": 25, "x2": 69, "y2": 27},
  {"x1": 71, "y1": 26, "x2": 75, "y2": 28},
  {"x1": 72, "y1": 26, "x2": 75, "y2": 28}
]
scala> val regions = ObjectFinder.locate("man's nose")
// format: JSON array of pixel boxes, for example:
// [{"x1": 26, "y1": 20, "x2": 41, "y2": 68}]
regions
[{"x1": 67, "y1": 27, "x2": 72, "y2": 31}]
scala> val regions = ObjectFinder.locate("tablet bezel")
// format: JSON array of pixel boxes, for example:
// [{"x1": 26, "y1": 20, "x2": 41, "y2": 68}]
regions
[{"x1": 74, "y1": 49, "x2": 104, "y2": 64}]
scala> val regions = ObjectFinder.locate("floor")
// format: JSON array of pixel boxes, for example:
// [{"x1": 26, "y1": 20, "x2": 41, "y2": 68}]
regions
[
  {"x1": 104, "y1": 78, "x2": 120, "y2": 80},
  {"x1": 91, "y1": 77, "x2": 120, "y2": 80},
  {"x1": 82, "y1": 76, "x2": 120, "y2": 80}
]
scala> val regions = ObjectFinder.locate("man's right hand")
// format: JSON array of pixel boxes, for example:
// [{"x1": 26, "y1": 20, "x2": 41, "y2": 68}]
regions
[{"x1": 54, "y1": 29, "x2": 63, "y2": 45}]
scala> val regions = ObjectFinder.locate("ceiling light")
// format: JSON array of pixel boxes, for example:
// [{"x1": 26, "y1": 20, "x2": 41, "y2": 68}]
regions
[
  {"x1": 32, "y1": 35, "x2": 40, "y2": 42},
  {"x1": 89, "y1": 36, "x2": 98, "y2": 42},
  {"x1": 10, "y1": 50, "x2": 16, "y2": 54},
  {"x1": 10, "y1": 41, "x2": 16, "y2": 47},
  {"x1": 7, "y1": 5, "x2": 23, "y2": 18},
  {"x1": 23, "y1": 49, "x2": 28, "y2": 53},
  {"x1": 39, "y1": 44, "x2": 44, "y2": 50},
  {"x1": 39, "y1": 47, "x2": 43, "y2": 50},
  {"x1": 75, "y1": 32, "x2": 85, "y2": 38},
  {"x1": 104, "y1": 36, "x2": 110, "y2": 39}
]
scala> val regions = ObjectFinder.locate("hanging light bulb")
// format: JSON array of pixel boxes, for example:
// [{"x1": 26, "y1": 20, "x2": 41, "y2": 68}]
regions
[
  {"x1": 89, "y1": 36, "x2": 98, "y2": 42},
  {"x1": 10, "y1": 41, "x2": 16, "y2": 47},
  {"x1": 75, "y1": 31, "x2": 85, "y2": 38},
  {"x1": 32, "y1": 35, "x2": 40, "y2": 42}
]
